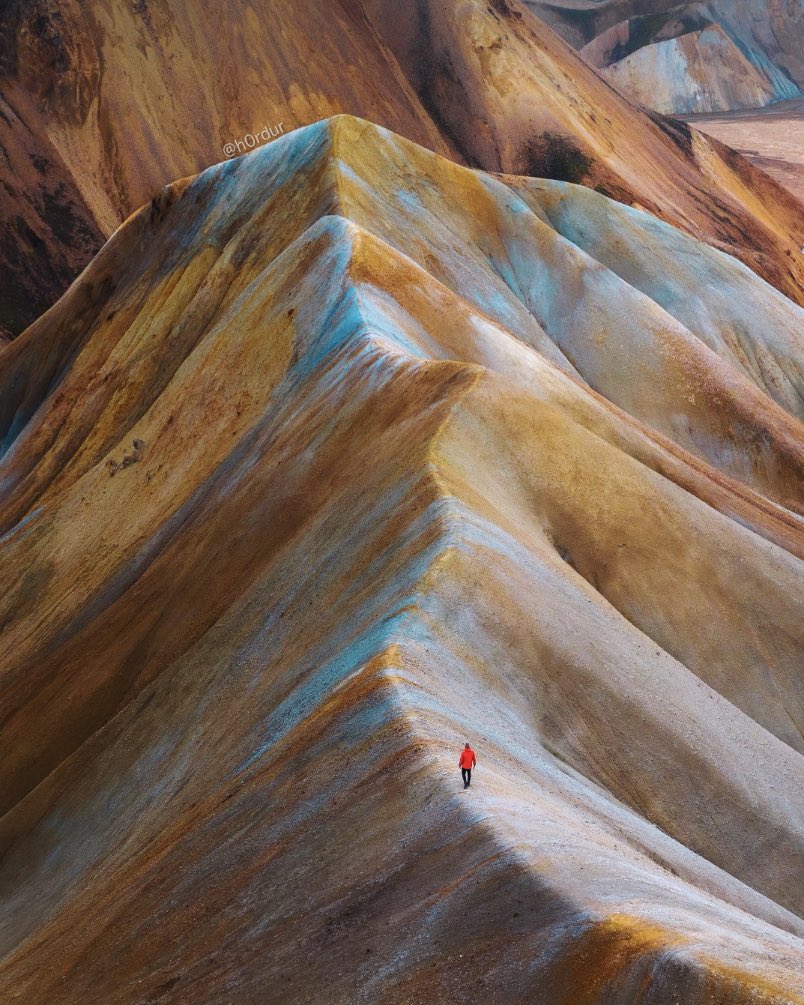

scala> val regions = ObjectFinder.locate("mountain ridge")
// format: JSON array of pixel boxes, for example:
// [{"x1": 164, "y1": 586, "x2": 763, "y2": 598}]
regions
[{"x1": 0, "y1": 115, "x2": 802, "y2": 1002}]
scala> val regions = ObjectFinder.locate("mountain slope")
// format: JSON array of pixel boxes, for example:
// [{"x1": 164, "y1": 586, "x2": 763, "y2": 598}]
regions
[
  {"x1": 594, "y1": 24, "x2": 781, "y2": 114},
  {"x1": 1, "y1": 0, "x2": 803, "y2": 341},
  {"x1": 525, "y1": 0, "x2": 804, "y2": 97},
  {"x1": 0, "y1": 117, "x2": 802, "y2": 1003},
  {"x1": 575, "y1": 2, "x2": 802, "y2": 115}
]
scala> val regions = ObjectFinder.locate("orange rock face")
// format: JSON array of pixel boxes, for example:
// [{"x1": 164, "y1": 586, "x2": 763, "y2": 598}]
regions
[
  {"x1": 1, "y1": 0, "x2": 803, "y2": 341},
  {"x1": 0, "y1": 117, "x2": 802, "y2": 1003}
]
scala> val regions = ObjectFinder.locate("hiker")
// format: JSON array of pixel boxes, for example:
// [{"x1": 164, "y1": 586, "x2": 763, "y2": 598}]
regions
[{"x1": 458, "y1": 743, "x2": 476, "y2": 788}]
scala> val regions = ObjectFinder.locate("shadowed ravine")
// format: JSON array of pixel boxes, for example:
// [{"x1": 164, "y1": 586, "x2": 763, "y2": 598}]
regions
[{"x1": 0, "y1": 117, "x2": 802, "y2": 1003}]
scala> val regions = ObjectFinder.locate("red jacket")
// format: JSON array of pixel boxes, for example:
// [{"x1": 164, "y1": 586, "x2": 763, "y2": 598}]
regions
[{"x1": 458, "y1": 747, "x2": 476, "y2": 769}]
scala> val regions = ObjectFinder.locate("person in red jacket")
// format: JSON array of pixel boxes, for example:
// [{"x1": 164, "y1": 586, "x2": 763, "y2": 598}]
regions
[{"x1": 458, "y1": 743, "x2": 477, "y2": 788}]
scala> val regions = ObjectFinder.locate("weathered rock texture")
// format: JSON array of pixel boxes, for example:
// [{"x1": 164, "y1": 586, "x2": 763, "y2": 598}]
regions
[
  {"x1": 531, "y1": 0, "x2": 802, "y2": 114},
  {"x1": 592, "y1": 24, "x2": 780, "y2": 114},
  {"x1": 0, "y1": 116, "x2": 802, "y2": 1004},
  {"x1": 1, "y1": 0, "x2": 804, "y2": 340},
  {"x1": 527, "y1": 0, "x2": 804, "y2": 88}
]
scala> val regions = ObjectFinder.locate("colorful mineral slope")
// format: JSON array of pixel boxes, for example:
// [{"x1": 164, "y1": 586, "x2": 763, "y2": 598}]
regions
[
  {"x1": 528, "y1": 0, "x2": 803, "y2": 119},
  {"x1": 2, "y1": 0, "x2": 804, "y2": 340},
  {"x1": 576, "y1": 1, "x2": 802, "y2": 115},
  {"x1": 0, "y1": 117, "x2": 802, "y2": 1004},
  {"x1": 526, "y1": 0, "x2": 804, "y2": 98},
  {"x1": 594, "y1": 25, "x2": 779, "y2": 114}
]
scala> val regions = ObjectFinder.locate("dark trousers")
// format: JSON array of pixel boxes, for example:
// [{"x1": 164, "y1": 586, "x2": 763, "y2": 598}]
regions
[{"x1": 461, "y1": 767, "x2": 472, "y2": 787}]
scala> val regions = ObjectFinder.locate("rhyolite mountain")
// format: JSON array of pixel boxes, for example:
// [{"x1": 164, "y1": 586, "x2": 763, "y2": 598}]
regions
[
  {"x1": 583, "y1": 17, "x2": 794, "y2": 114},
  {"x1": 521, "y1": 0, "x2": 804, "y2": 196},
  {"x1": 1, "y1": 0, "x2": 803, "y2": 341},
  {"x1": 0, "y1": 116, "x2": 802, "y2": 1004},
  {"x1": 524, "y1": 0, "x2": 803, "y2": 114}
]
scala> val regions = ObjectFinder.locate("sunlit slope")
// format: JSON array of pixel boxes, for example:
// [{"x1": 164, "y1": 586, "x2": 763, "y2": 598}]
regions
[
  {"x1": 0, "y1": 117, "x2": 802, "y2": 1003},
  {"x1": 507, "y1": 175, "x2": 804, "y2": 419},
  {"x1": 4, "y1": 118, "x2": 802, "y2": 519},
  {"x1": 361, "y1": 0, "x2": 804, "y2": 302}
]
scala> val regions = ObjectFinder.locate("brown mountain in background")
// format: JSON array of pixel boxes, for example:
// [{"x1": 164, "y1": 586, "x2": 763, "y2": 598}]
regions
[
  {"x1": 1, "y1": 0, "x2": 803, "y2": 342},
  {"x1": 0, "y1": 116, "x2": 802, "y2": 1004}
]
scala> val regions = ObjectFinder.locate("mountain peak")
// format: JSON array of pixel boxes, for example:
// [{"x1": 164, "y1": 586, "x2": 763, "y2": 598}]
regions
[{"x1": 1, "y1": 59, "x2": 803, "y2": 1005}]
